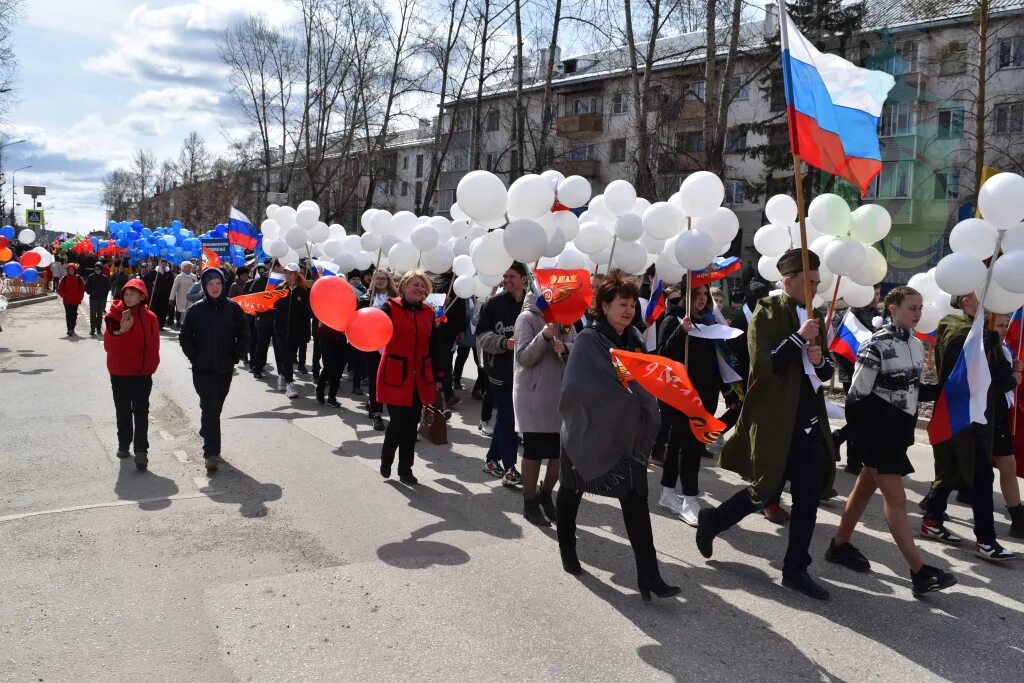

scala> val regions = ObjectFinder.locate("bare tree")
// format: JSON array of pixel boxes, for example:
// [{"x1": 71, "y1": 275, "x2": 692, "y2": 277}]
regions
[
  {"x1": 102, "y1": 169, "x2": 135, "y2": 222},
  {"x1": 533, "y1": 0, "x2": 562, "y2": 172},
  {"x1": 0, "y1": 0, "x2": 23, "y2": 117},
  {"x1": 130, "y1": 148, "x2": 157, "y2": 224},
  {"x1": 176, "y1": 131, "x2": 212, "y2": 231}
]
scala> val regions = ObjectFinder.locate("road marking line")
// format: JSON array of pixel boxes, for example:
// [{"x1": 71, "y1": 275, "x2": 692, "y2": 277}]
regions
[
  {"x1": 174, "y1": 450, "x2": 190, "y2": 464},
  {"x1": 0, "y1": 492, "x2": 221, "y2": 523},
  {"x1": 159, "y1": 430, "x2": 173, "y2": 441}
]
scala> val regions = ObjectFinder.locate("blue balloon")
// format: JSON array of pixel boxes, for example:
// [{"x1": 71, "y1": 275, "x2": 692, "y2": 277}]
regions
[
  {"x1": 3, "y1": 262, "x2": 23, "y2": 277},
  {"x1": 0, "y1": 225, "x2": 14, "y2": 239},
  {"x1": 232, "y1": 254, "x2": 245, "y2": 267},
  {"x1": 140, "y1": 228, "x2": 152, "y2": 238},
  {"x1": 171, "y1": 220, "x2": 182, "y2": 231},
  {"x1": 162, "y1": 235, "x2": 176, "y2": 247},
  {"x1": 132, "y1": 219, "x2": 142, "y2": 229},
  {"x1": 21, "y1": 268, "x2": 39, "y2": 283}
]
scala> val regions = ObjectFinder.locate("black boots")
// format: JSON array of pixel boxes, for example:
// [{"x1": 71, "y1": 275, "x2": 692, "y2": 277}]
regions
[
  {"x1": 1008, "y1": 504, "x2": 1024, "y2": 539},
  {"x1": 638, "y1": 575, "x2": 681, "y2": 602},
  {"x1": 556, "y1": 488, "x2": 583, "y2": 575},
  {"x1": 537, "y1": 487, "x2": 557, "y2": 523},
  {"x1": 523, "y1": 495, "x2": 551, "y2": 527}
]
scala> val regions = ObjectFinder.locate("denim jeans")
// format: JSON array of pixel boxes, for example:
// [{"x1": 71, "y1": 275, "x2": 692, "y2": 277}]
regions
[{"x1": 485, "y1": 381, "x2": 517, "y2": 469}]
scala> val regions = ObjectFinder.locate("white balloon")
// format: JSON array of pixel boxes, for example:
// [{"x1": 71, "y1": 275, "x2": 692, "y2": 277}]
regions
[
  {"x1": 458, "y1": 170, "x2": 508, "y2": 222},
  {"x1": 421, "y1": 243, "x2": 455, "y2": 273},
  {"x1": 981, "y1": 279, "x2": 1024, "y2": 314},
  {"x1": 587, "y1": 195, "x2": 616, "y2": 225},
  {"x1": 823, "y1": 238, "x2": 866, "y2": 276},
  {"x1": 261, "y1": 219, "x2": 281, "y2": 241},
  {"x1": 810, "y1": 234, "x2": 834, "y2": 257},
  {"x1": 816, "y1": 267, "x2": 835, "y2": 294},
  {"x1": 949, "y1": 218, "x2": 999, "y2": 260},
  {"x1": 557, "y1": 175, "x2": 591, "y2": 209},
  {"x1": 544, "y1": 227, "x2": 567, "y2": 258},
  {"x1": 614, "y1": 213, "x2": 644, "y2": 241},
  {"x1": 508, "y1": 174, "x2": 555, "y2": 219},
  {"x1": 361, "y1": 209, "x2": 378, "y2": 231},
  {"x1": 807, "y1": 193, "x2": 851, "y2": 237},
  {"x1": 297, "y1": 199, "x2": 320, "y2": 217},
  {"x1": 536, "y1": 212, "x2": 557, "y2": 240},
  {"x1": 850, "y1": 204, "x2": 891, "y2": 244},
  {"x1": 642, "y1": 202, "x2": 685, "y2": 240},
  {"x1": 611, "y1": 239, "x2": 647, "y2": 273},
  {"x1": 341, "y1": 235, "x2": 361, "y2": 254},
  {"x1": 284, "y1": 247, "x2": 302, "y2": 263},
  {"x1": 978, "y1": 172, "x2": 1024, "y2": 228},
  {"x1": 849, "y1": 245, "x2": 888, "y2": 286},
  {"x1": 754, "y1": 224, "x2": 791, "y2": 257},
  {"x1": 266, "y1": 204, "x2": 280, "y2": 220},
  {"x1": 1001, "y1": 223, "x2": 1024, "y2": 253},
  {"x1": 556, "y1": 246, "x2": 588, "y2": 270},
  {"x1": 266, "y1": 238, "x2": 289, "y2": 259},
  {"x1": 453, "y1": 254, "x2": 476, "y2": 277},
  {"x1": 540, "y1": 169, "x2": 565, "y2": 187},
  {"x1": 322, "y1": 239, "x2": 345, "y2": 259},
  {"x1": 449, "y1": 203, "x2": 469, "y2": 222},
  {"x1": 935, "y1": 252, "x2": 987, "y2": 295},
  {"x1": 353, "y1": 251, "x2": 373, "y2": 271},
  {"x1": 655, "y1": 250, "x2": 687, "y2": 284},
  {"x1": 552, "y1": 211, "x2": 580, "y2": 241},
  {"x1": 296, "y1": 206, "x2": 319, "y2": 231},
  {"x1": 574, "y1": 222, "x2": 612, "y2": 254},
  {"x1": 410, "y1": 224, "x2": 440, "y2": 252},
  {"x1": 604, "y1": 179, "x2": 637, "y2": 217},
  {"x1": 473, "y1": 229, "x2": 513, "y2": 276},
  {"x1": 916, "y1": 304, "x2": 941, "y2": 334},
  {"x1": 479, "y1": 272, "x2": 503, "y2": 287},
  {"x1": 308, "y1": 221, "x2": 330, "y2": 243},
  {"x1": 679, "y1": 171, "x2": 724, "y2": 218},
  {"x1": 285, "y1": 226, "x2": 308, "y2": 250},
  {"x1": 467, "y1": 225, "x2": 487, "y2": 242},
  {"x1": 450, "y1": 220, "x2": 470, "y2": 239},
  {"x1": 336, "y1": 253, "x2": 356, "y2": 273},
  {"x1": 360, "y1": 231, "x2": 381, "y2": 252},
  {"x1": 451, "y1": 238, "x2": 471, "y2": 257},
  {"x1": 503, "y1": 219, "x2": 548, "y2": 263},
  {"x1": 380, "y1": 233, "x2": 400, "y2": 255},
  {"x1": 694, "y1": 207, "x2": 739, "y2": 246},
  {"x1": 388, "y1": 241, "x2": 419, "y2": 274},
  {"x1": 765, "y1": 194, "x2": 798, "y2": 225},
  {"x1": 993, "y1": 250, "x2": 1024, "y2": 293},
  {"x1": 275, "y1": 206, "x2": 297, "y2": 230},
  {"x1": 329, "y1": 223, "x2": 347, "y2": 239},
  {"x1": 538, "y1": 256, "x2": 558, "y2": 269},
  {"x1": 371, "y1": 210, "x2": 392, "y2": 234},
  {"x1": 639, "y1": 233, "x2": 666, "y2": 254},
  {"x1": 390, "y1": 211, "x2": 419, "y2": 240},
  {"x1": 427, "y1": 216, "x2": 452, "y2": 241},
  {"x1": 453, "y1": 274, "x2": 476, "y2": 298},
  {"x1": 591, "y1": 246, "x2": 612, "y2": 266},
  {"x1": 674, "y1": 229, "x2": 717, "y2": 270},
  {"x1": 758, "y1": 255, "x2": 781, "y2": 281},
  {"x1": 478, "y1": 216, "x2": 508, "y2": 229},
  {"x1": 631, "y1": 197, "x2": 652, "y2": 216},
  {"x1": 839, "y1": 279, "x2": 874, "y2": 307}
]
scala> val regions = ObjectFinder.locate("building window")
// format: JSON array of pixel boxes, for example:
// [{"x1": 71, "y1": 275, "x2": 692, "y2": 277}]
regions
[
  {"x1": 572, "y1": 96, "x2": 598, "y2": 115},
  {"x1": 769, "y1": 74, "x2": 787, "y2": 112},
  {"x1": 379, "y1": 181, "x2": 393, "y2": 196},
  {"x1": 939, "y1": 42, "x2": 967, "y2": 76},
  {"x1": 415, "y1": 154, "x2": 424, "y2": 177},
  {"x1": 731, "y1": 74, "x2": 750, "y2": 101},
  {"x1": 510, "y1": 151, "x2": 519, "y2": 173},
  {"x1": 688, "y1": 80, "x2": 706, "y2": 101},
  {"x1": 994, "y1": 102, "x2": 1024, "y2": 133},
  {"x1": 881, "y1": 41, "x2": 917, "y2": 75},
  {"x1": 937, "y1": 107, "x2": 964, "y2": 139},
  {"x1": 403, "y1": 156, "x2": 409, "y2": 170},
  {"x1": 727, "y1": 129, "x2": 748, "y2": 152},
  {"x1": 867, "y1": 161, "x2": 912, "y2": 198},
  {"x1": 401, "y1": 181, "x2": 409, "y2": 197},
  {"x1": 438, "y1": 189, "x2": 455, "y2": 212},
  {"x1": 454, "y1": 110, "x2": 471, "y2": 131},
  {"x1": 484, "y1": 153, "x2": 496, "y2": 172},
  {"x1": 612, "y1": 92, "x2": 629, "y2": 115},
  {"x1": 609, "y1": 138, "x2": 627, "y2": 163},
  {"x1": 934, "y1": 170, "x2": 960, "y2": 200},
  {"x1": 568, "y1": 144, "x2": 597, "y2": 161},
  {"x1": 486, "y1": 110, "x2": 500, "y2": 132},
  {"x1": 675, "y1": 130, "x2": 703, "y2": 153},
  {"x1": 879, "y1": 101, "x2": 914, "y2": 136},
  {"x1": 723, "y1": 179, "x2": 745, "y2": 206},
  {"x1": 998, "y1": 37, "x2": 1024, "y2": 69},
  {"x1": 442, "y1": 147, "x2": 470, "y2": 172}
]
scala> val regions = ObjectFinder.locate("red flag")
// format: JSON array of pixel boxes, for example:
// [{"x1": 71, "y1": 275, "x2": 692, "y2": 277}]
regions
[
  {"x1": 610, "y1": 348, "x2": 725, "y2": 444},
  {"x1": 533, "y1": 269, "x2": 593, "y2": 324},
  {"x1": 232, "y1": 288, "x2": 287, "y2": 315},
  {"x1": 202, "y1": 247, "x2": 221, "y2": 269}
]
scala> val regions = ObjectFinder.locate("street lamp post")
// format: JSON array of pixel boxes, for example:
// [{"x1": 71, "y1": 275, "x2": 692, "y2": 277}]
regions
[
  {"x1": 11, "y1": 165, "x2": 32, "y2": 226},
  {"x1": 0, "y1": 138, "x2": 26, "y2": 224}
]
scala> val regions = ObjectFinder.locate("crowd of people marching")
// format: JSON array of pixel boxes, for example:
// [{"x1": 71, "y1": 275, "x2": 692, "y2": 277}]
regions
[{"x1": 48, "y1": 245, "x2": 1024, "y2": 603}]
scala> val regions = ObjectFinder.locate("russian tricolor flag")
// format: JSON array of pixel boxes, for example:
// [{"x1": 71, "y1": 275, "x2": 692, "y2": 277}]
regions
[
  {"x1": 1009, "y1": 307, "x2": 1023, "y2": 355},
  {"x1": 227, "y1": 207, "x2": 260, "y2": 251},
  {"x1": 691, "y1": 257, "x2": 742, "y2": 288},
  {"x1": 779, "y1": 1, "x2": 895, "y2": 195},
  {"x1": 644, "y1": 277, "x2": 666, "y2": 327},
  {"x1": 828, "y1": 310, "x2": 872, "y2": 363},
  {"x1": 267, "y1": 271, "x2": 285, "y2": 290},
  {"x1": 927, "y1": 313, "x2": 992, "y2": 445}
]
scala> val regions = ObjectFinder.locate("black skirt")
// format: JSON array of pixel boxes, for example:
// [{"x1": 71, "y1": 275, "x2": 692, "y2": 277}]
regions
[
  {"x1": 847, "y1": 393, "x2": 915, "y2": 477},
  {"x1": 993, "y1": 401, "x2": 1014, "y2": 458}
]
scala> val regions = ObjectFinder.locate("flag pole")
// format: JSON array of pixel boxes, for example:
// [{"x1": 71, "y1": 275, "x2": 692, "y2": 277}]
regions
[
  {"x1": 791, "y1": 152, "x2": 816, "y2": 314},
  {"x1": 824, "y1": 275, "x2": 843, "y2": 333},
  {"x1": 685, "y1": 270, "x2": 692, "y2": 367}
]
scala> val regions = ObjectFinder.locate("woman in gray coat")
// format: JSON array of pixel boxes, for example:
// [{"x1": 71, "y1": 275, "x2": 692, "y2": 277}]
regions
[{"x1": 513, "y1": 290, "x2": 576, "y2": 527}]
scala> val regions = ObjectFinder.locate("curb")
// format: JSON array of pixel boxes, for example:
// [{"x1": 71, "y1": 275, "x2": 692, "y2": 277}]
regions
[{"x1": 6, "y1": 293, "x2": 58, "y2": 309}]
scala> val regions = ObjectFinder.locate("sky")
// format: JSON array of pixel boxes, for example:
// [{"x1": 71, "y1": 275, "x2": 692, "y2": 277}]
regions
[{"x1": 1, "y1": 0, "x2": 296, "y2": 234}]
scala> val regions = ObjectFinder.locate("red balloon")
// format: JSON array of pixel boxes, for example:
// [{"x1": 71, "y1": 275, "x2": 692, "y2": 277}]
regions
[
  {"x1": 310, "y1": 276, "x2": 357, "y2": 332},
  {"x1": 346, "y1": 307, "x2": 394, "y2": 351},
  {"x1": 19, "y1": 252, "x2": 41, "y2": 268},
  {"x1": 0, "y1": 236, "x2": 8, "y2": 248}
]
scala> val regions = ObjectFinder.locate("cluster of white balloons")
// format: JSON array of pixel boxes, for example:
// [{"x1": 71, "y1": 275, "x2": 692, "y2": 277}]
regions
[
  {"x1": 262, "y1": 201, "x2": 376, "y2": 274},
  {"x1": 933, "y1": 172, "x2": 1024, "y2": 315},
  {"x1": 751, "y1": 192, "x2": 891, "y2": 308}
]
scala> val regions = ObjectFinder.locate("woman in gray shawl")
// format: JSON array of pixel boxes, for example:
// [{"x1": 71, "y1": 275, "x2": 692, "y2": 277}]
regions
[{"x1": 557, "y1": 271, "x2": 680, "y2": 601}]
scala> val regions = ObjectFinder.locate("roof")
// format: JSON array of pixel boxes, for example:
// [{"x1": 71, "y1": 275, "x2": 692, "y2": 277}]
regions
[{"x1": 863, "y1": 0, "x2": 1024, "y2": 30}]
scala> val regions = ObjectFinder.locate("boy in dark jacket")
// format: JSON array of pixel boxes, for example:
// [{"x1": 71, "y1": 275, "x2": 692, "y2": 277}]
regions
[
  {"x1": 85, "y1": 263, "x2": 112, "y2": 336},
  {"x1": 104, "y1": 278, "x2": 160, "y2": 470},
  {"x1": 179, "y1": 268, "x2": 249, "y2": 471}
]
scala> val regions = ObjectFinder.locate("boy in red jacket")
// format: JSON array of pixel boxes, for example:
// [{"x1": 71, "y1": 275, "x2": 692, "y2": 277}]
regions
[
  {"x1": 57, "y1": 263, "x2": 86, "y2": 337},
  {"x1": 104, "y1": 278, "x2": 161, "y2": 470}
]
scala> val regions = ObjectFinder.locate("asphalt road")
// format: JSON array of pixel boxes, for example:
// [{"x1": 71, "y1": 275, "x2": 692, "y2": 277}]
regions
[{"x1": 1, "y1": 299, "x2": 1022, "y2": 682}]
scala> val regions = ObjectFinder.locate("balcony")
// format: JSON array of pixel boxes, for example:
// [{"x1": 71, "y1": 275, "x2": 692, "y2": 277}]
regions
[
  {"x1": 553, "y1": 159, "x2": 601, "y2": 178},
  {"x1": 556, "y1": 112, "x2": 603, "y2": 137}
]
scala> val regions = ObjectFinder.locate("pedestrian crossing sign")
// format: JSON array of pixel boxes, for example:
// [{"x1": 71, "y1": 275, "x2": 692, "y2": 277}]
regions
[{"x1": 26, "y1": 209, "x2": 43, "y2": 227}]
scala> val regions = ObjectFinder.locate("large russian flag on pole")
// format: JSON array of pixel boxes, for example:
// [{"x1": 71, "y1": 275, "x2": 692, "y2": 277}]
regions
[
  {"x1": 227, "y1": 207, "x2": 260, "y2": 251},
  {"x1": 778, "y1": 1, "x2": 895, "y2": 195},
  {"x1": 828, "y1": 310, "x2": 872, "y2": 363},
  {"x1": 927, "y1": 313, "x2": 992, "y2": 445}
]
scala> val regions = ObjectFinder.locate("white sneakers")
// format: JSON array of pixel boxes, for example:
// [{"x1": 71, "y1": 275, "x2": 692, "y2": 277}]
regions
[
  {"x1": 478, "y1": 419, "x2": 494, "y2": 436},
  {"x1": 277, "y1": 375, "x2": 287, "y2": 391},
  {"x1": 679, "y1": 496, "x2": 701, "y2": 527},
  {"x1": 285, "y1": 382, "x2": 298, "y2": 399},
  {"x1": 658, "y1": 487, "x2": 682, "y2": 514}
]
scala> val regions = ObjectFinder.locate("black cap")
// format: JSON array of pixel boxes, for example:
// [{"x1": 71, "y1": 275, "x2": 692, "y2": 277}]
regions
[{"x1": 776, "y1": 248, "x2": 819, "y2": 277}]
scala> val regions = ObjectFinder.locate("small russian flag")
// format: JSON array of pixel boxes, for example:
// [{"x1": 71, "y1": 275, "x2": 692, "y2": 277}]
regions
[
  {"x1": 828, "y1": 310, "x2": 872, "y2": 363},
  {"x1": 228, "y1": 207, "x2": 260, "y2": 251},
  {"x1": 644, "y1": 277, "x2": 665, "y2": 327},
  {"x1": 690, "y1": 257, "x2": 742, "y2": 288},
  {"x1": 1009, "y1": 307, "x2": 1023, "y2": 356},
  {"x1": 928, "y1": 313, "x2": 992, "y2": 445},
  {"x1": 914, "y1": 330, "x2": 937, "y2": 344},
  {"x1": 267, "y1": 272, "x2": 285, "y2": 290}
]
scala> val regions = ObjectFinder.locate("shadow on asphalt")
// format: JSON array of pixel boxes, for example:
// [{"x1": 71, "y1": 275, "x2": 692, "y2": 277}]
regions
[
  {"x1": 203, "y1": 458, "x2": 284, "y2": 519},
  {"x1": 114, "y1": 458, "x2": 179, "y2": 512}
]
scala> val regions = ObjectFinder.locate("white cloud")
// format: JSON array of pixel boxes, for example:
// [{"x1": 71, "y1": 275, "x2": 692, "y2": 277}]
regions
[{"x1": 129, "y1": 86, "x2": 223, "y2": 113}]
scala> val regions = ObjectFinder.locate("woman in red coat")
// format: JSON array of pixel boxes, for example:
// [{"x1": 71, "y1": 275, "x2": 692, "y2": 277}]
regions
[
  {"x1": 103, "y1": 278, "x2": 160, "y2": 470},
  {"x1": 377, "y1": 270, "x2": 446, "y2": 484},
  {"x1": 57, "y1": 262, "x2": 86, "y2": 337}
]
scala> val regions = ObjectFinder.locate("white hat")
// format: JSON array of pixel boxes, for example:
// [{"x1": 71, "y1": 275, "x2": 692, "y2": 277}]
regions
[
  {"x1": 284, "y1": 262, "x2": 300, "y2": 273},
  {"x1": 180, "y1": 260, "x2": 192, "y2": 269}
]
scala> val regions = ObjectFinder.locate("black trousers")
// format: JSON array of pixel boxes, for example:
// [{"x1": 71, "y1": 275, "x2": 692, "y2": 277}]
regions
[
  {"x1": 381, "y1": 397, "x2": 423, "y2": 475},
  {"x1": 252, "y1": 323, "x2": 273, "y2": 373},
  {"x1": 438, "y1": 329, "x2": 458, "y2": 400},
  {"x1": 246, "y1": 316, "x2": 258, "y2": 366},
  {"x1": 660, "y1": 408, "x2": 704, "y2": 496},
  {"x1": 365, "y1": 351, "x2": 383, "y2": 415},
  {"x1": 452, "y1": 344, "x2": 474, "y2": 384},
  {"x1": 273, "y1": 334, "x2": 298, "y2": 383},
  {"x1": 312, "y1": 324, "x2": 322, "y2": 377},
  {"x1": 110, "y1": 375, "x2": 152, "y2": 453},
  {"x1": 708, "y1": 427, "x2": 823, "y2": 575},
  {"x1": 317, "y1": 336, "x2": 346, "y2": 401},
  {"x1": 654, "y1": 400, "x2": 673, "y2": 448},
  {"x1": 296, "y1": 340, "x2": 308, "y2": 367},
  {"x1": 923, "y1": 430, "x2": 997, "y2": 544},
  {"x1": 64, "y1": 303, "x2": 79, "y2": 332},
  {"x1": 89, "y1": 297, "x2": 106, "y2": 333},
  {"x1": 192, "y1": 371, "x2": 233, "y2": 457},
  {"x1": 556, "y1": 488, "x2": 659, "y2": 579},
  {"x1": 152, "y1": 302, "x2": 169, "y2": 329},
  {"x1": 342, "y1": 343, "x2": 365, "y2": 389}
]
